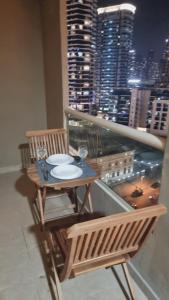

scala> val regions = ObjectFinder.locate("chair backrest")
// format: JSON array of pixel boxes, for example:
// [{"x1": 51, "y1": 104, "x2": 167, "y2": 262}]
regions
[
  {"x1": 60, "y1": 204, "x2": 166, "y2": 280},
  {"x1": 26, "y1": 128, "x2": 68, "y2": 160}
]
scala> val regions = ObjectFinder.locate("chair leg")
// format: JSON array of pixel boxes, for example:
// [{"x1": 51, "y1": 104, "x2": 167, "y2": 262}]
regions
[
  {"x1": 121, "y1": 263, "x2": 136, "y2": 300},
  {"x1": 50, "y1": 248, "x2": 63, "y2": 299}
]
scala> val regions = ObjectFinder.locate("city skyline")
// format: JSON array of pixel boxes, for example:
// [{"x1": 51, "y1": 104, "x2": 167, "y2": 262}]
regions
[
  {"x1": 66, "y1": 0, "x2": 169, "y2": 137},
  {"x1": 98, "y1": 0, "x2": 169, "y2": 59}
]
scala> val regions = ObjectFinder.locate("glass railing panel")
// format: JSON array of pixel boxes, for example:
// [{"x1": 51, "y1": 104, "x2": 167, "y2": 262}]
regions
[{"x1": 67, "y1": 113, "x2": 164, "y2": 210}]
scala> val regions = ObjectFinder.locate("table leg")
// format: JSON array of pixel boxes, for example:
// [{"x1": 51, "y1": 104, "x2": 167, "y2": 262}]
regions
[
  {"x1": 79, "y1": 183, "x2": 93, "y2": 214},
  {"x1": 74, "y1": 187, "x2": 79, "y2": 213},
  {"x1": 37, "y1": 187, "x2": 46, "y2": 230},
  {"x1": 88, "y1": 189, "x2": 93, "y2": 213}
]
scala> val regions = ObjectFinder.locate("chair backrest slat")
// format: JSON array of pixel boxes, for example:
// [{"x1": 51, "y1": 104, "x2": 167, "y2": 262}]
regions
[
  {"x1": 117, "y1": 222, "x2": 134, "y2": 250},
  {"x1": 26, "y1": 128, "x2": 68, "y2": 160},
  {"x1": 74, "y1": 235, "x2": 86, "y2": 263},
  {"x1": 86, "y1": 231, "x2": 99, "y2": 259},
  {"x1": 92, "y1": 228, "x2": 107, "y2": 258},
  {"x1": 80, "y1": 232, "x2": 93, "y2": 261},
  {"x1": 98, "y1": 227, "x2": 111, "y2": 256},
  {"x1": 132, "y1": 217, "x2": 155, "y2": 247},
  {"x1": 61, "y1": 204, "x2": 166, "y2": 280}
]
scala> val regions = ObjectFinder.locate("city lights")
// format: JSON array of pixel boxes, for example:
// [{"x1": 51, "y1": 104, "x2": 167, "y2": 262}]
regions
[{"x1": 98, "y1": 4, "x2": 136, "y2": 15}]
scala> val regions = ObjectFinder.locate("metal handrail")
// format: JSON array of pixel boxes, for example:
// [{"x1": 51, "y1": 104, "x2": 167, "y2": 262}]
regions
[{"x1": 65, "y1": 107, "x2": 166, "y2": 151}]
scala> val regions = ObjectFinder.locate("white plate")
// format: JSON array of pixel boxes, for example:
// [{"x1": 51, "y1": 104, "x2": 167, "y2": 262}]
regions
[
  {"x1": 46, "y1": 154, "x2": 74, "y2": 166},
  {"x1": 50, "y1": 165, "x2": 83, "y2": 180}
]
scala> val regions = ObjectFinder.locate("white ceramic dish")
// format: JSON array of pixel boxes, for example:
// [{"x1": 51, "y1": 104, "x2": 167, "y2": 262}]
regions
[
  {"x1": 50, "y1": 165, "x2": 83, "y2": 180},
  {"x1": 46, "y1": 154, "x2": 74, "y2": 166}
]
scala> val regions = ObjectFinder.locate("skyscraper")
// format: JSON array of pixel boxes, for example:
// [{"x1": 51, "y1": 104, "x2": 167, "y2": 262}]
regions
[
  {"x1": 144, "y1": 49, "x2": 159, "y2": 85},
  {"x1": 135, "y1": 54, "x2": 147, "y2": 81},
  {"x1": 96, "y1": 3, "x2": 136, "y2": 109},
  {"x1": 145, "y1": 49, "x2": 155, "y2": 82},
  {"x1": 67, "y1": 0, "x2": 97, "y2": 112},
  {"x1": 128, "y1": 49, "x2": 137, "y2": 81},
  {"x1": 160, "y1": 37, "x2": 169, "y2": 88}
]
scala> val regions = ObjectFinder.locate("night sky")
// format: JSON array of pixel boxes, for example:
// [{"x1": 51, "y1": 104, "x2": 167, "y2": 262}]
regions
[{"x1": 98, "y1": 0, "x2": 169, "y2": 60}]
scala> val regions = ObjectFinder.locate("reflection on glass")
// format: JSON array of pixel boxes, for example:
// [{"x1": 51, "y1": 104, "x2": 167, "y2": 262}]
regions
[
  {"x1": 37, "y1": 146, "x2": 47, "y2": 160},
  {"x1": 78, "y1": 145, "x2": 88, "y2": 166},
  {"x1": 68, "y1": 115, "x2": 164, "y2": 209}
]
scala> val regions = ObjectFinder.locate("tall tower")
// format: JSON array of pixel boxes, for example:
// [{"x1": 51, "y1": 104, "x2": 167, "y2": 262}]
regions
[
  {"x1": 145, "y1": 49, "x2": 155, "y2": 82},
  {"x1": 96, "y1": 3, "x2": 136, "y2": 108},
  {"x1": 67, "y1": 0, "x2": 97, "y2": 112},
  {"x1": 160, "y1": 37, "x2": 169, "y2": 88},
  {"x1": 128, "y1": 49, "x2": 137, "y2": 81}
]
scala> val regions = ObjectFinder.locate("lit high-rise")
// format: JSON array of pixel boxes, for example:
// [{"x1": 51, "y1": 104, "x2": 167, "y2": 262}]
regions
[
  {"x1": 67, "y1": 0, "x2": 97, "y2": 112},
  {"x1": 160, "y1": 37, "x2": 169, "y2": 88},
  {"x1": 96, "y1": 3, "x2": 136, "y2": 109}
]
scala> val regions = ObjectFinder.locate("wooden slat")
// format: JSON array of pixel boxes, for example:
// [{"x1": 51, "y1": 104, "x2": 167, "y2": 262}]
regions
[
  {"x1": 132, "y1": 218, "x2": 154, "y2": 247},
  {"x1": 26, "y1": 128, "x2": 68, "y2": 160},
  {"x1": 99, "y1": 227, "x2": 112, "y2": 255},
  {"x1": 67, "y1": 204, "x2": 167, "y2": 238},
  {"x1": 74, "y1": 235, "x2": 85, "y2": 263},
  {"x1": 125, "y1": 221, "x2": 143, "y2": 248},
  {"x1": 105, "y1": 225, "x2": 121, "y2": 254},
  {"x1": 117, "y1": 222, "x2": 134, "y2": 250},
  {"x1": 92, "y1": 228, "x2": 108, "y2": 257},
  {"x1": 86, "y1": 231, "x2": 99, "y2": 259},
  {"x1": 111, "y1": 224, "x2": 127, "y2": 252},
  {"x1": 48, "y1": 204, "x2": 166, "y2": 282},
  {"x1": 80, "y1": 232, "x2": 93, "y2": 261}
]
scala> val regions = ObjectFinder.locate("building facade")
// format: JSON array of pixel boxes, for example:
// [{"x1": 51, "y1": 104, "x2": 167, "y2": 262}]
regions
[
  {"x1": 98, "y1": 151, "x2": 134, "y2": 184},
  {"x1": 128, "y1": 49, "x2": 137, "y2": 81},
  {"x1": 98, "y1": 88, "x2": 131, "y2": 126},
  {"x1": 129, "y1": 89, "x2": 151, "y2": 129},
  {"x1": 150, "y1": 99, "x2": 169, "y2": 136},
  {"x1": 160, "y1": 37, "x2": 169, "y2": 88},
  {"x1": 129, "y1": 88, "x2": 169, "y2": 135},
  {"x1": 96, "y1": 4, "x2": 136, "y2": 109},
  {"x1": 67, "y1": 0, "x2": 97, "y2": 112}
]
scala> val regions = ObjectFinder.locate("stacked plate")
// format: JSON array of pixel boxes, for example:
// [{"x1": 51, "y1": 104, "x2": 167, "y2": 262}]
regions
[
  {"x1": 50, "y1": 164, "x2": 83, "y2": 180},
  {"x1": 46, "y1": 154, "x2": 74, "y2": 166},
  {"x1": 46, "y1": 154, "x2": 83, "y2": 180}
]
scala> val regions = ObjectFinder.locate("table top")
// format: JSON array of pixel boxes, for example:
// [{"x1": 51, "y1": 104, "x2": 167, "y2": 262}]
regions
[{"x1": 27, "y1": 160, "x2": 100, "y2": 190}]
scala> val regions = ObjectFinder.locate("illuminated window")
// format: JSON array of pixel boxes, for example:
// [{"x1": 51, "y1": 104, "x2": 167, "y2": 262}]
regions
[
  {"x1": 71, "y1": 25, "x2": 75, "y2": 30},
  {"x1": 84, "y1": 19, "x2": 91, "y2": 26},
  {"x1": 84, "y1": 65, "x2": 90, "y2": 71},
  {"x1": 84, "y1": 57, "x2": 90, "y2": 62},
  {"x1": 71, "y1": 74, "x2": 75, "y2": 79},
  {"x1": 83, "y1": 91, "x2": 89, "y2": 96},
  {"x1": 79, "y1": 24, "x2": 83, "y2": 30},
  {"x1": 84, "y1": 83, "x2": 89, "y2": 87},
  {"x1": 84, "y1": 35, "x2": 90, "y2": 41}
]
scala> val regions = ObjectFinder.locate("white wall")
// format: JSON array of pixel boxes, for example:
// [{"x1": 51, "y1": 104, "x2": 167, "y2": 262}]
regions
[{"x1": 0, "y1": 0, "x2": 46, "y2": 170}]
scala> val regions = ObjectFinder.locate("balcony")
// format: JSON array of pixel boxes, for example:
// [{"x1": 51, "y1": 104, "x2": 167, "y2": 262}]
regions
[
  {"x1": 0, "y1": 1, "x2": 169, "y2": 300},
  {"x1": 0, "y1": 105, "x2": 167, "y2": 300}
]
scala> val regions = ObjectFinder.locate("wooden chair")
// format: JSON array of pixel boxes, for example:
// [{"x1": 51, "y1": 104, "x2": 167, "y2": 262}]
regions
[
  {"x1": 47, "y1": 204, "x2": 166, "y2": 299},
  {"x1": 26, "y1": 128, "x2": 68, "y2": 161},
  {"x1": 25, "y1": 128, "x2": 76, "y2": 225}
]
